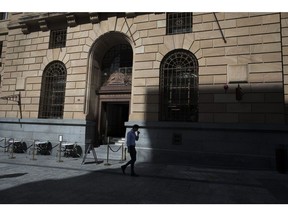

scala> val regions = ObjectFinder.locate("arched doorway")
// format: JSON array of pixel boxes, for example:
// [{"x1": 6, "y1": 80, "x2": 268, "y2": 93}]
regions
[{"x1": 87, "y1": 32, "x2": 133, "y2": 143}]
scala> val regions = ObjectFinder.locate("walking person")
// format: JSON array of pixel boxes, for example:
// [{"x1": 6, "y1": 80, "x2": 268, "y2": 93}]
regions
[{"x1": 121, "y1": 124, "x2": 140, "y2": 177}]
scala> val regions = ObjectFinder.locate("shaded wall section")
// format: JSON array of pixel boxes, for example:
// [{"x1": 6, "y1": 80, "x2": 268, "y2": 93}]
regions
[{"x1": 125, "y1": 83, "x2": 288, "y2": 170}]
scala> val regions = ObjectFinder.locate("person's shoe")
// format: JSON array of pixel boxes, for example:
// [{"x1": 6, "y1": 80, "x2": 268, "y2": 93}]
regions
[
  {"x1": 131, "y1": 173, "x2": 139, "y2": 177},
  {"x1": 121, "y1": 165, "x2": 126, "y2": 174}
]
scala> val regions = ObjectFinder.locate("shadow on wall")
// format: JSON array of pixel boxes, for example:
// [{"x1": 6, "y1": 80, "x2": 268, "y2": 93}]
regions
[{"x1": 130, "y1": 83, "x2": 288, "y2": 170}]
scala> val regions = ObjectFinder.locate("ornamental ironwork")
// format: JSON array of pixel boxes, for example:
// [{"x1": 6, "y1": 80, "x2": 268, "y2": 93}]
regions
[
  {"x1": 160, "y1": 49, "x2": 199, "y2": 122},
  {"x1": 166, "y1": 13, "x2": 193, "y2": 35},
  {"x1": 49, "y1": 29, "x2": 67, "y2": 49},
  {"x1": 101, "y1": 44, "x2": 133, "y2": 86},
  {"x1": 39, "y1": 61, "x2": 67, "y2": 119}
]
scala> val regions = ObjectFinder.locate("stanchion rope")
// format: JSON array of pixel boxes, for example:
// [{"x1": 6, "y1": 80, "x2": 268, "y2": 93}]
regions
[
  {"x1": 108, "y1": 144, "x2": 122, "y2": 152},
  {"x1": 52, "y1": 144, "x2": 59, "y2": 149},
  {"x1": 0, "y1": 143, "x2": 12, "y2": 148}
]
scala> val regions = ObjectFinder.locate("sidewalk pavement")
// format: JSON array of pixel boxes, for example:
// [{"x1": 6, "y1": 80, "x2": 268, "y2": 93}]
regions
[{"x1": 0, "y1": 150, "x2": 288, "y2": 204}]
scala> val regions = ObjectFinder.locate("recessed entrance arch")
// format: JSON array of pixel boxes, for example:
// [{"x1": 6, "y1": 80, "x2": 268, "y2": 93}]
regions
[{"x1": 86, "y1": 31, "x2": 133, "y2": 143}]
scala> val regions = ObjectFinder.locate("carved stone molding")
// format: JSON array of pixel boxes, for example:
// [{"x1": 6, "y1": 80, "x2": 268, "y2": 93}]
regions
[
  {"x1": 89, "y1": 13, "x2": 99, "y2": 24},
  {"x1": 66, "y1": 14, "x2": 77, "y2": 27},
  {"x1": 125, "y1": 13, "x2": 135, "y2": 18},
  {"x1": 104, "y1": 72, "x2": 131, "y2": 86},
  {"x1": 38, "y1": 19, "x2": 49, "y2": 31},
  {"x1": 20, "y1": 23, "x2": 30, "y2": 34}
]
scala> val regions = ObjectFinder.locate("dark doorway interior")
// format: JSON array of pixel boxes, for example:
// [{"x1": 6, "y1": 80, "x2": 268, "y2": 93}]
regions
[{"x1": 102, "y1": 102, "x2": 129, "y2": 138}]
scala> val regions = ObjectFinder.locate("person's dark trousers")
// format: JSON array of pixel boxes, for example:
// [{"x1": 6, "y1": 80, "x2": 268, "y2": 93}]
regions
[{"x1": 122, "y1": 146, "x2": 137, "y2": 175}]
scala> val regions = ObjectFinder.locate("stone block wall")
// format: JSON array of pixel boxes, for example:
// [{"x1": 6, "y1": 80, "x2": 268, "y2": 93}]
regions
[
  {"x1": 0, "y1": 12, "x2": 287, "y2": 124},
  {"x1": 1, "y1": 12, "x2": 288, "y2": 168},
  {"x1": 128, "y1": 12, "x2": 286, "y2": 124}
]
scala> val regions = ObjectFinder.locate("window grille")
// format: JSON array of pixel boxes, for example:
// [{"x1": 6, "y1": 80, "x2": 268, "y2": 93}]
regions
[
  {"x1": 39, "y1": 61, "x2": 67, "y2": 119},
  {"x1": 49, "y1": 29, "x2": 67, "y2": 49},
  {"x1": 101, "y1": 44, "x2": 133, "y2": 85},
  {"x1": 166, "y1": 13, "x2": 192, "y2": 35},
  {"x1": 0, "y1": 13, "x2": 8, "y2": 20},
  {"x1": 160, "y1": 49, "x2": 199, "y2": 122}
]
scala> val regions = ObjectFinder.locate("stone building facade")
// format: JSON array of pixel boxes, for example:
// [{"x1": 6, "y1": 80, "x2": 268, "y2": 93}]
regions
[{"x1": 1, "y1": 12, "x2": 288, "y2": 168}]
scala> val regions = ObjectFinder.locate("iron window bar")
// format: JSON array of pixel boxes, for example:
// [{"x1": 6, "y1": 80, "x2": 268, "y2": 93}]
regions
[
  {"x1": 166, "y1": 12, "x2": 193, "y2": 35},
  {"x1": 160, "y1": 50, "x2": 199, "y2": 122},
  {"x1": 49, "y1": 29, "x2": 67, "y2": 49},
  {"x1": 39, "y1": 61, "x2": 67, "y2": 119},
  {"x1": 0, "y1": 13, "x2": 8, "y2": 20},
  {"x1": 101, "y1": 44, "x2": 133, "y2": 86}
]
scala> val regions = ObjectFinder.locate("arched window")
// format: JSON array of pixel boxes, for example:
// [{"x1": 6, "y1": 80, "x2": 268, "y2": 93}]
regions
[
  {"x1": 160, "y1": 49, "x2": 199, "y2": 122},
  {"x1": 101, "y1": 44, "x2": 133, "y2": 86},
  {"x1": 39, "y1": 61, "x2": 67, "y2": 119}
]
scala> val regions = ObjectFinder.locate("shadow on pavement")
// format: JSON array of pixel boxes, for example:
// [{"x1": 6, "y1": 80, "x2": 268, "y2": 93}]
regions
[
  {"x1": 0, "y1": 173, "x2": 28, "y2": 179},
  {"x1": 1, "y1": 160, "x2": 287, "y2": 204},
  {"x1": 1, "y1": 151, "x2": 288, "y2": 204}
]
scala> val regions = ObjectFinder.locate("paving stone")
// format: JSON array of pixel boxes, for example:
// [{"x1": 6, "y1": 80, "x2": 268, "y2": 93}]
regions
[{"x1": 0, "y1": 151, "x2": 288, "y2": 204}]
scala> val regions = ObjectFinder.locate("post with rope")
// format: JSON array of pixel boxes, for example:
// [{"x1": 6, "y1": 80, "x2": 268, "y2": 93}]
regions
[
  {"x1": 104, "y1": 138, "x2": 126, "y2": 166},
  {"x1": 31, "y1": 140, "x2": 37, "y2": 160},
  {"x1": 121, "y1": 143, "x2": 126, "y2": 161},
  {"x1": 8, "y1": 138, "x2": 16, "y2": 159},
  {"x1": 4, "y1": 137, "x2": 8, "y2": 153},
  {"x1": 104, "y1": 143, "x2": 110, "y2": 166},
  {"x1": 6, "y1": 138, "x2": 11, "y2": 154},
  {"x1": 0, "y1": 137, "x2": 6, "y2": 153},
  {"x1": 57, "y1": 135, "x2": 63, "y2": 162}
]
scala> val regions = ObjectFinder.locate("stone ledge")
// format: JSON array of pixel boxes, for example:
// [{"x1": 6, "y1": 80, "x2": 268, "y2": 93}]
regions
[{"x1": 0, "y1": 117, "x2": 90, "y2": 126}]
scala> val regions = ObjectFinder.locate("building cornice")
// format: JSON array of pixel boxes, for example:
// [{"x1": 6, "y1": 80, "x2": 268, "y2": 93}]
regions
[{"x1": 6, "y1": 12, "x2": 140, "y2": 34}]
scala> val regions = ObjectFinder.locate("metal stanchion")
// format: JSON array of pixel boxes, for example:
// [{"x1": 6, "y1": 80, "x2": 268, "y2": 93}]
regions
[
  {"x1": 8, "y1": 138, "x2": 15, "y2": 159},
  {"x1": 121, "y1": 143, "x2": 124, "y2": 161},
  {"x1": 57, "y1": 135, "x2": 63, "y2": 162},
  {"x1": 31, "y1": 140, "x2": 37, "y2": 160},
  {"x1": 57, "y1": 141, "x2": 63, "y2": 162},
  {"x1": 104, "y1": 144, "x2": 110, "y2": 166},
  {"x1": 0, "y1": 137, "x2": 7, "y2": 153},
  {"x1": 121, "y1": 144, "x2": 127, "y2": 161},
  {"x1": 6, "y1": 138, "x2": 10, "y2": 153},
  {"x1": 4, "y1": 137, "x2": 8, "y2": 153}
]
